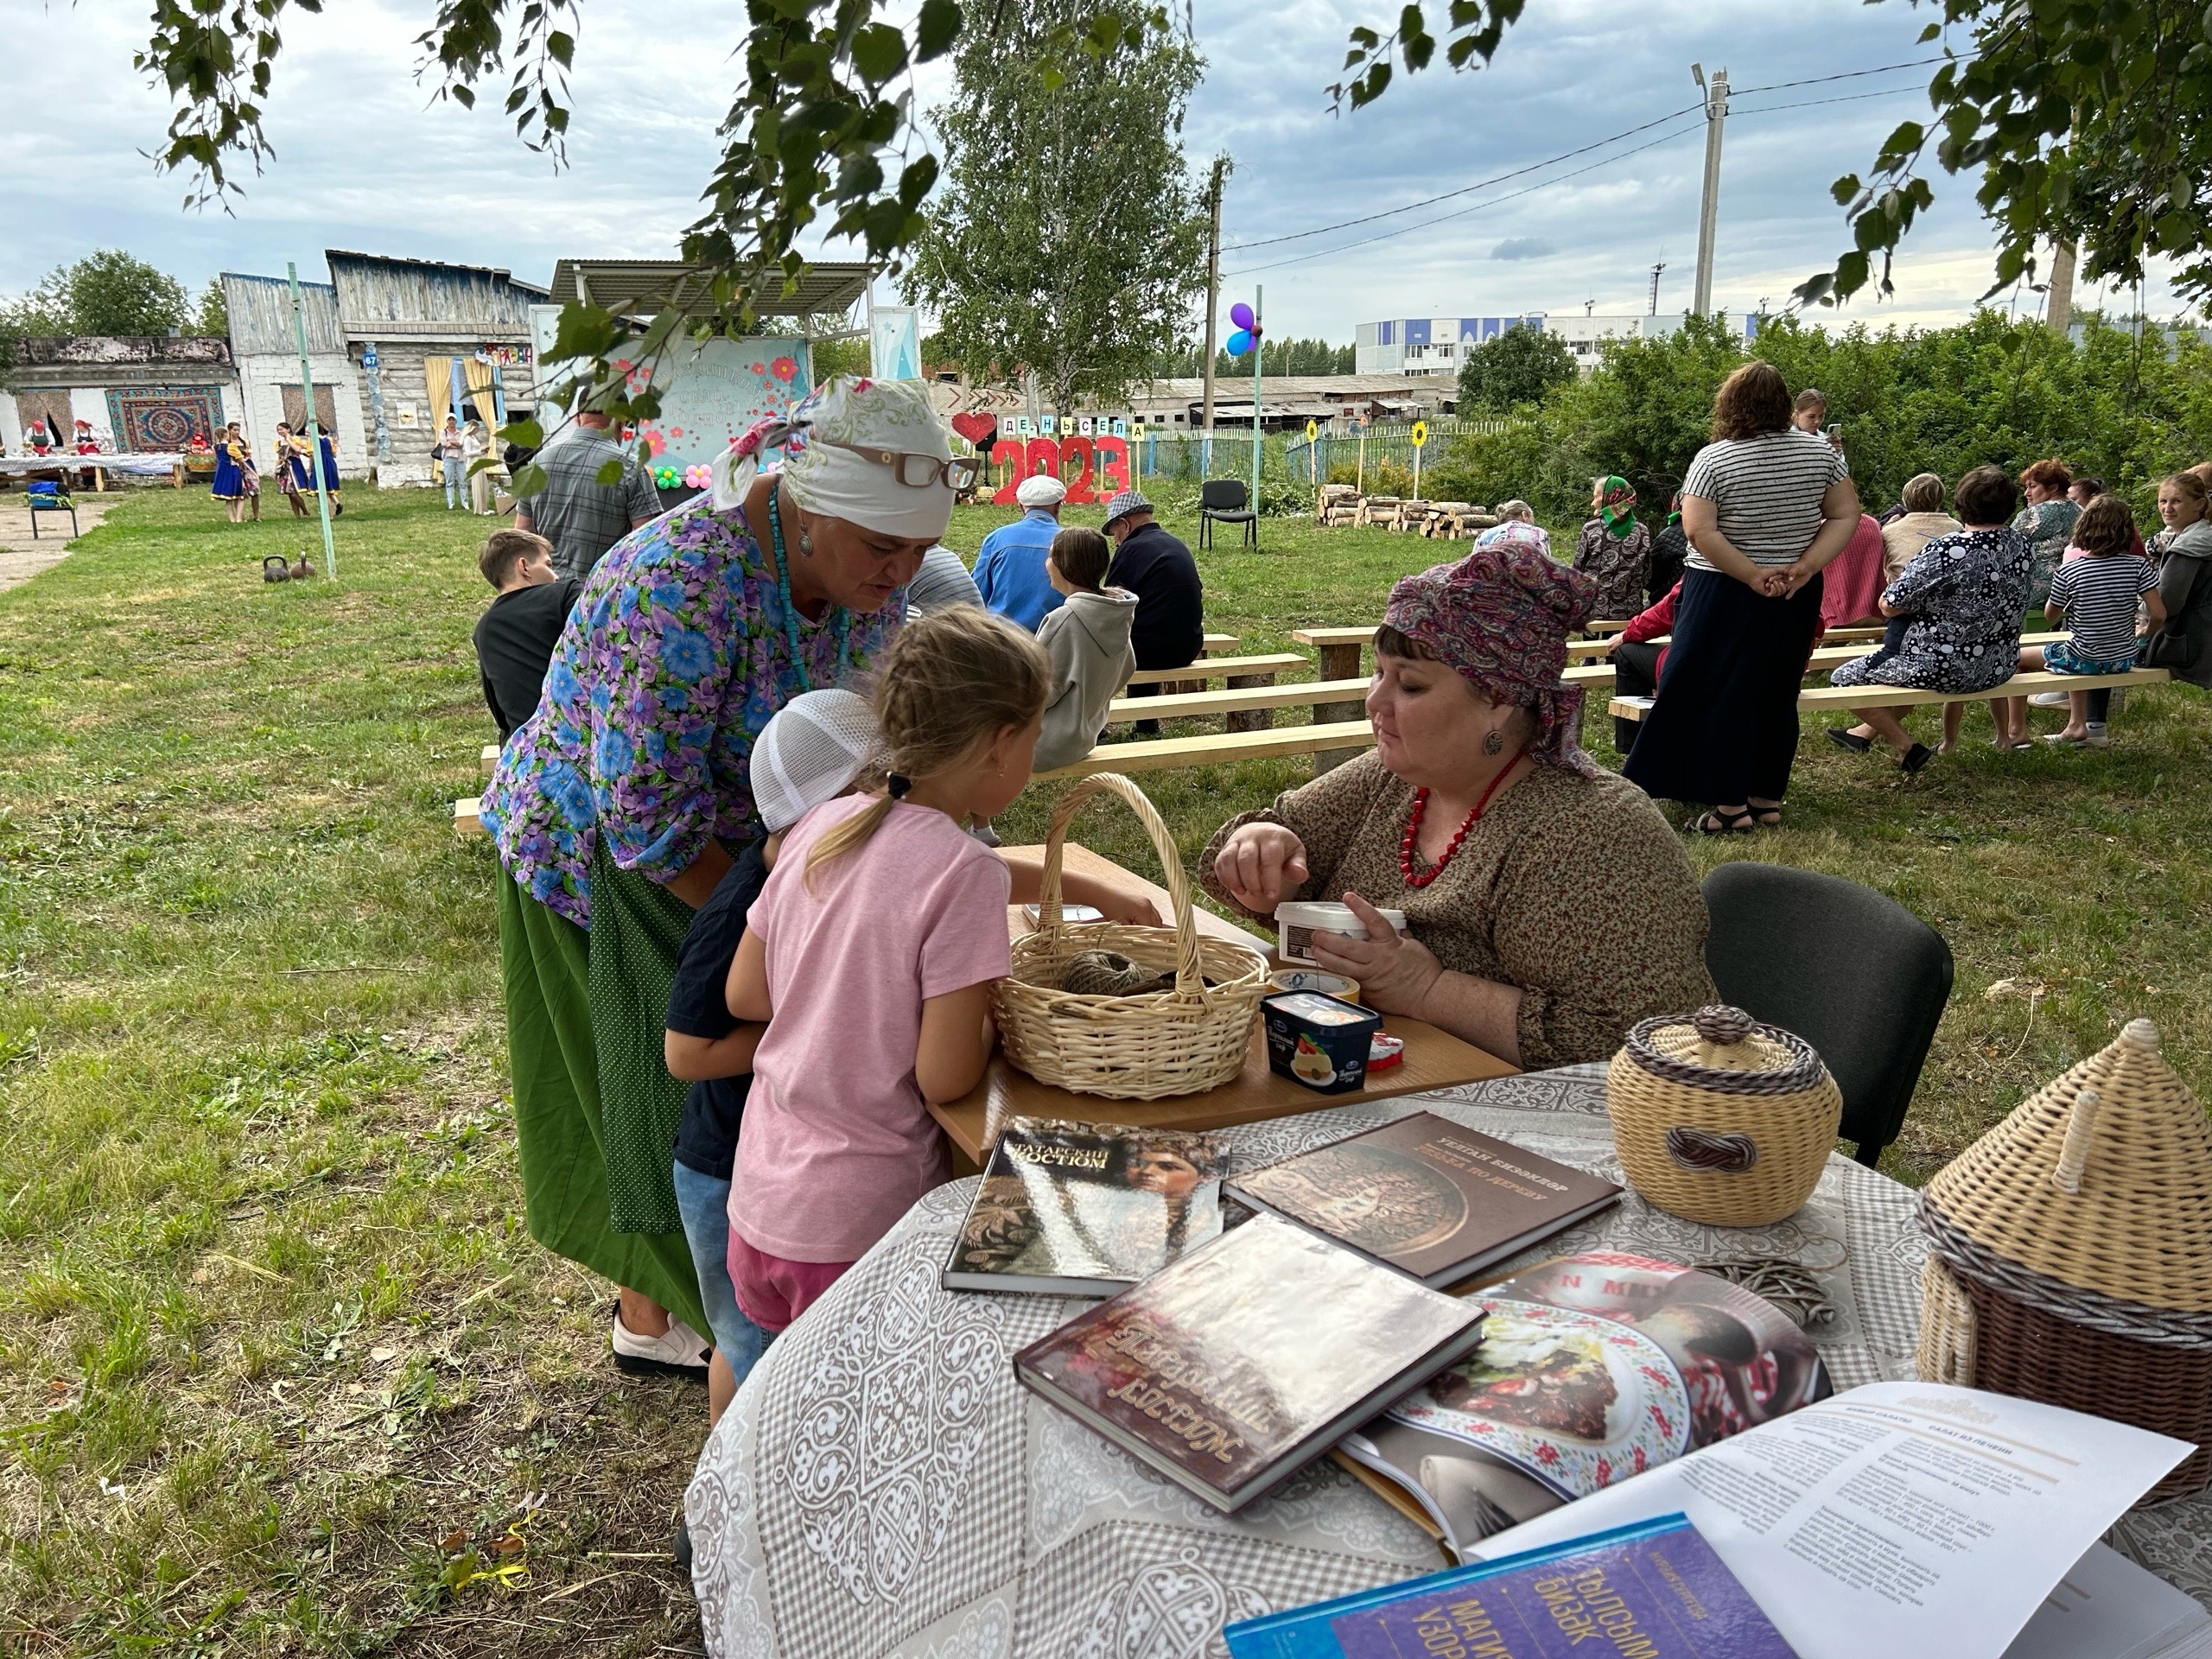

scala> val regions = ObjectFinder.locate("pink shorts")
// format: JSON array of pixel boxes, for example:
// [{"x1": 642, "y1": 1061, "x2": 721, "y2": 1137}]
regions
[{"x1": 728, "y1": 1233, "x2": 855, "y2": 1333}]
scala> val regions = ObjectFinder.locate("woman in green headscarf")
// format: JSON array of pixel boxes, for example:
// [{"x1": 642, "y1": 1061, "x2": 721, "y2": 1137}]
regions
[{"x1": 1575, "y1": 475, "x2": 1654, "y2": 621}]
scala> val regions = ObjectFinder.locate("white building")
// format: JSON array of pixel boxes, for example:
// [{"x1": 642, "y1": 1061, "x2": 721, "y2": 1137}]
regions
[
  {"x1": 219, "y1": 272, "x2": 369, "y2": 478},
  {"x1": 1359, "y1": 313, "x2": 1762, "y2": 377}
]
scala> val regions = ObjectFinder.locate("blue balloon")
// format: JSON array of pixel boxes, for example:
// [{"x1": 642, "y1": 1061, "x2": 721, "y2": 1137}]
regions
[{"x1": 1226, "y1": 328, "x2": 1254, "y2": 357}]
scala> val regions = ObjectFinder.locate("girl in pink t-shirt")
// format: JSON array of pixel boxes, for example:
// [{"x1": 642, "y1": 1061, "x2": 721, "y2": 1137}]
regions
[{"x1": 726, "y1": 608, "x2": 1052, "y2": 1332}]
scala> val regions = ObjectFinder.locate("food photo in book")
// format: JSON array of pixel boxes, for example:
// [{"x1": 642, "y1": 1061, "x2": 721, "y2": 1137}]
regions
[{"x1": 1339, "y1": 1252, "x2": 1829, "y2": 1555}]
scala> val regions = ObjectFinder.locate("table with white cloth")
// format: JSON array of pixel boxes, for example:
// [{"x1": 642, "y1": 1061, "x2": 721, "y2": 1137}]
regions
[{"x1": 684, "y1": 1065, "x2": 2212, "y2": 1659}]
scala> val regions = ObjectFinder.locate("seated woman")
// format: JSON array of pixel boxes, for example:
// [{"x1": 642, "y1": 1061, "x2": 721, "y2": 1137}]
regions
[
  {"x1": 1819, "y1": 513, "x2": 1891, "y2": 632},
  {"x1": 1827, "y1": 465, "x2": 2032, "y2": 768},
  {"x1": 1198, "y1": 529, "x2": 1715, "y2": 1070}
]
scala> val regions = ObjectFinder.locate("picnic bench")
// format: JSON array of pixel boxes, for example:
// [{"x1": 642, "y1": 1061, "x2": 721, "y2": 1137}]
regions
[
  {"x1": 1033, "y1": 717, "x2": 1377, "y2": 781},
  {"x1": 1610, "y1": 666, "x2": 2172, "y2": 724}
]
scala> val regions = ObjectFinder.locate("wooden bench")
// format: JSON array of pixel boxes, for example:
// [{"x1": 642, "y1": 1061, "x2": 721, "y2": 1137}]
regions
[
  {"x1": 454, "y1": 796, "x2": 486, "y2": 835},
  {"x1": 1611, "y1": 667, "x2": 2171, "y2": 723},
  {"x1": 1034, "y1": 718, "x2": 1376, "y2": 781},
  {"x1": 1122, "y1": 652, "x2": 1305, "y2": 687},
  {"x1": 1103, "y1": 678, "x2": 1367, "y2": 727},
  {"x1": 1201, "y1": 632, "x2": 1238, "y2": 654}
]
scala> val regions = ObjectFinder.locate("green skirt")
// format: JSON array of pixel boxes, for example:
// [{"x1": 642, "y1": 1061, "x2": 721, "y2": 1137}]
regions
[{"x1": 496, "y1": 856, "x2": 704, "y2": 1335}]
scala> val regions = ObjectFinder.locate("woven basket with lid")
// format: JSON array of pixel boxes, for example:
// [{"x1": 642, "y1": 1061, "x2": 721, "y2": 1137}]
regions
[
  {"x1": 1606, "y1": 1004, "x2": 1843, "y2": 1227},
  {"x1": 994, "y1": 773, "x2": 1269, "y2": 1101},
  {"x1": 1917, "y1": 1018, "x2": 2212, "y2": 1503}
]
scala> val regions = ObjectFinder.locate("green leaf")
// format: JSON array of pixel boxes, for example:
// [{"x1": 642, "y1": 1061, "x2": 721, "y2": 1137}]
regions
[
  {"x1": 498, "y1": 417, "x2": 544, "y2": 449},
  {"x1": 1834, "y1": 250, "x2": 1871, "y2": 295},
  {"x1": 1831, "y1": 173, "x2": 1864, "y2": 207},
  {"x1": 914, "y1": 0, "x2": 961, "y2": 60},
  {"x1": 848, "y1": 22, "x2": 906, "y2": 83},
  {"x1": 547, "y1": 29, "x2": 574, "y2": 67},
  {"x1": 1918, "y1": 21, "x2": 1940, "y2": 41},
  {"x1": 511, "y1": 463, "x2": 549, "y2": 499},
  {"x1": 595, "y1": 458, "x2": 626, "y2": 486}
]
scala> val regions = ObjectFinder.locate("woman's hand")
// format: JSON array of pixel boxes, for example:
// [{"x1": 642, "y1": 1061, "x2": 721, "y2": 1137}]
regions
[
  {"x1": 1308, "y1": 893, "x2": 1445, "y2": 1017},
  {"x1": 1213, "y1": 823, "x2": 1310, "y2": 913}
]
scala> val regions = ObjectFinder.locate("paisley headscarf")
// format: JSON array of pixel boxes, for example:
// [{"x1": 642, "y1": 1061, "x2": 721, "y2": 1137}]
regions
[
  {"x1": 1382, "y1": 536, "x2": 1603, "y2": 777},
  {"x1": 709, "y1": 375, "x2": 956, "y2": 540},
  {"x1": 1597, "y1": 475, "x2": 1638, "y2": 538}
]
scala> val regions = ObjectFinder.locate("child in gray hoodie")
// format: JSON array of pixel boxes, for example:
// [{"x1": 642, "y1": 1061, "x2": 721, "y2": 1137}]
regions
[{"x1": 1033, "y1": 526, "x2": 1140, "y2": 770}]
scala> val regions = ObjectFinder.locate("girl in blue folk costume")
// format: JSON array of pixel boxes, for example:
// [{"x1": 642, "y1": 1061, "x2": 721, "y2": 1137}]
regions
[
  {"x1": 289, "y1": 424, "x2": 344, "y2": 518},
  {"x1": 211, "y1": 423, "x2": 246, "y2": 521}
]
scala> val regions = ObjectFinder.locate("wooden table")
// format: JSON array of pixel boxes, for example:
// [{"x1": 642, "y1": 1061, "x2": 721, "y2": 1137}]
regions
[{"x1": 926, "y1": 842, "x2": 1519, "y2": 1166}]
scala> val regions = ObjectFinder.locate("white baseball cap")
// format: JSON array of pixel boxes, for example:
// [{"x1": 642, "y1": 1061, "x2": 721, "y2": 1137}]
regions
[{"x1": 750, "y1": 689, "x2": 883, "y2": 833}]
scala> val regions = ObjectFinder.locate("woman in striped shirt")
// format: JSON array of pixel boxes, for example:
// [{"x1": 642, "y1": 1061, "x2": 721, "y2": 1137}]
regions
[{"x1": 1623, "y1": 362, "x2": 1860, "y2": 833}]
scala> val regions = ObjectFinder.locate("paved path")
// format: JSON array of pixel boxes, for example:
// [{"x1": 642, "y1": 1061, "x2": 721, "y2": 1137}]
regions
[{"x1": 0, "y1": 497, "x2": 121, "y2": 593}]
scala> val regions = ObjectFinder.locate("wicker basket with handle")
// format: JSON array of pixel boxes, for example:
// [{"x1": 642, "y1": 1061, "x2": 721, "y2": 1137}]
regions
[
  {"x1": 1605, "y1": 1004, "x2": 1843, "y2": 1227},
  {"x1": 1917, "y1": 1017, "x2": 2212, "y2": 1503},
  {"x1": 994, "y1": 772, "x2": 1269, "y2": 1101}
]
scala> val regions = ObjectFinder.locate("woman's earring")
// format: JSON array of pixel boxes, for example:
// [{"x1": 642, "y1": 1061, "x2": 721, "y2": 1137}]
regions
[
  {"x1": 798, "y1": 519, "x2": 814, "y2": 556},
  {"x1": 1483, "y1": 728, "x2": 1505, "y2": 757}
]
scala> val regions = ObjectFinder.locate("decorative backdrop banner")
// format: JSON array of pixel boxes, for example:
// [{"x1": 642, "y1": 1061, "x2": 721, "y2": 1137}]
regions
[{"x1": 869, "y1": 307, "x2": 923, "y2": 382}]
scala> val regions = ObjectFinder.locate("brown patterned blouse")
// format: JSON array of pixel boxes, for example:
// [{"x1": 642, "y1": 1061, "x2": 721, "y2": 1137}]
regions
[{"x1": 1198, "y1": 751, "x2": 1715, "y2": 1069}]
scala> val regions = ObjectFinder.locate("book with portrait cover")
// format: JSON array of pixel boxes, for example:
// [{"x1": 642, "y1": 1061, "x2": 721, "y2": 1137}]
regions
[
  {"x1": 1014, "y1": 1213, "x2": 1489, "y2": 1512},
  {"x1": 942, "y1": 1118, "x2": 1230, "y2": 1298},
  {"x1": 1222, "y1": 1512, "x2": 1798, "y2": 1658},
  {"x1": 1224, "y1": 1112, "x2": 1623, "y2": 1290}
]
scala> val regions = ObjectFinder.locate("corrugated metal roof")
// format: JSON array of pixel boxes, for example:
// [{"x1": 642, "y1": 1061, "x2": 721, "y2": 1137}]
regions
[
  {"x1": 547, "y1": 257, "x2": 872, "y2": 321},
  {"x1": 221, "y1": 272, "x2": 341, "y2": 357},
  {"x1": 326, "y1": 251, "x2": 545, "y2": 340}
]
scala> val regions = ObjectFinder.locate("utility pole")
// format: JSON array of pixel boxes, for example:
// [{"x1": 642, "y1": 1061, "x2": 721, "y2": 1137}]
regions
[
  {"x1": 286, "y1": 260, "x2": 337, "y2": 579},
  {"x1": 1690, "y1": 64, "x2": 1729, "y2": 319},
  {"x1": 1200, "y1": 155, "x2": 1230, "y2": 474},
  {"x1": 1648, "y1": 262, "x2": 1666, "y2": 316},
  {"x1": 1250, "y1": 284, "x2": 1263, "y2": 510}
]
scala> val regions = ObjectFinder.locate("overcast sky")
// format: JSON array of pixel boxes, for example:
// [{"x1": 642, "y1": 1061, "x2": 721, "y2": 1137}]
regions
[{"x1": 5, "y1": 0, "x2": 2189, "y2": 342}]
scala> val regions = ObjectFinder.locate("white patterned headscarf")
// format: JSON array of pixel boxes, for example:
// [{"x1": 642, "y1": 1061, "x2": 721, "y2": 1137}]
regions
[{"x1": 710, "y1": 375, "x2": 956, "y2": 541}]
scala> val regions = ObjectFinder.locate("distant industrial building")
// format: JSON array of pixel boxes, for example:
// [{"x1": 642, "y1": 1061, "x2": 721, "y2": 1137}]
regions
[
  {"x1": 1358, "y1": 313, "x2": 1762, "y2": 377},
  {"x1": 1126, "y1": 374, "x2": 1454, "y2": 429}
]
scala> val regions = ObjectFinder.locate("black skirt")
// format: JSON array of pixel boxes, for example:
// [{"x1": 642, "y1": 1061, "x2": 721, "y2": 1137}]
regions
[{"x1": 1624, "y1": 566, "x2": 1823, "y2": 807}]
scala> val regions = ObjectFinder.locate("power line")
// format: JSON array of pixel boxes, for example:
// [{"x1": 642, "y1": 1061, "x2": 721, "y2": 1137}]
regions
[
  {"x1": 1219, "y1": 100, "x2": 1703, "y2": 253},
  {"x1": 1225, "y1": 120, "x2": 1707, "y2": 276},
  {"x1": 1220, "y1": 56, "x2": 1949, "y2": 261},
  {"x1": 1220, "y1": 79, "x2": 1930, "y2": 280}
]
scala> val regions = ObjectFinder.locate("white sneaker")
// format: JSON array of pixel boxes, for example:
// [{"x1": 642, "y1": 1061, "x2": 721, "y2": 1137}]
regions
[
  {"x1": 610, "y1": 1305, "x2": 712, "y2": 1379},
  {"x1": 2028, "y1": 690, "x2": 2069, "y2": 707}
]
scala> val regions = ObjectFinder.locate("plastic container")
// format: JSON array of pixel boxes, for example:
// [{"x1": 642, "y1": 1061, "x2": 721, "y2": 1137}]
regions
[
  {"x1": 1262, "y1": 991, "x2": 1382, "y2": 1095},
  {"x1": 1273, "y1": 901, "x2": 1408, "y2": 966},
  {"x1": 1268, "y1": 968, "x2": 1362, "y2": 1005},
  {"x1": 1367, "y1": 1032, "x2": 1405, "y2": 1071}
]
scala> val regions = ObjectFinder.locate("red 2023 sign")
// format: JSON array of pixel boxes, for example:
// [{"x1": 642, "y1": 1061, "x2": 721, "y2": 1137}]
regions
[{"x1": 988, "y1": 435, "x2": 1133, "y2": 505}]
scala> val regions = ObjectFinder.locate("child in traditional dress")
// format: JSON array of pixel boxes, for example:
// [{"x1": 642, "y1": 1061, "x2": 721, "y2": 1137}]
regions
[{"x1": 724, "y1": 608, "x2": 1050, "y2": 1333}]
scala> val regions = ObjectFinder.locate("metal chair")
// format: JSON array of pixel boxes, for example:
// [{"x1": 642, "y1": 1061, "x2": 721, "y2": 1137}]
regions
[
  {"x1": 27, "y1": 483, "x2": 77, "y2": 540},
  {"x1": 1198, "y1": 480, "x2": 1258, "y2": 550},
  {"x1": 1701, "y1": 862, "x2": 1954, "y2": 1167}
]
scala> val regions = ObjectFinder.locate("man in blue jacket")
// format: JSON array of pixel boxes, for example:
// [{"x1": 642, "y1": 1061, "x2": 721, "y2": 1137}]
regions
[{"x1": 972, "y1": 474, "x2": 1067, "y2": 630}]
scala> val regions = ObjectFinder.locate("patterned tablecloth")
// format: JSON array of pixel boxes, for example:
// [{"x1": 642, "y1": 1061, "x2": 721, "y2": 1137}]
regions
[{"x1": 686, "y1": 1065, "x2": 2212, "y2": 1657}]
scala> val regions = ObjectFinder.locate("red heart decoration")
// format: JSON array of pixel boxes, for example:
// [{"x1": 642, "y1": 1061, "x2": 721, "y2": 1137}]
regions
[{"x1": 950, "y1": 411, "x2": 997, "y2": 444}]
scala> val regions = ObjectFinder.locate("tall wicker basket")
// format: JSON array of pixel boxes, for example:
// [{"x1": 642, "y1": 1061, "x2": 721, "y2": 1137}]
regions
[
  {"x1": 1917, "y1": 1018, "x2": 2212, "y2": 1503},
  {"x1": 1606, "y1": 1004, "x2": 1843, "y2": 1227},
  {"x1": 993, "y1": 773, "x2": 1269, "y2": 1101}
]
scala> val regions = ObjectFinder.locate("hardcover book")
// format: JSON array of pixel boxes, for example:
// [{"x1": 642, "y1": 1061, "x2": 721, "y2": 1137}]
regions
[
  {"x1": 1014, "y1": 1213, "x2": 1489, "y2": 1512},
  {"x1": 1338, "y1": 1252, "x2": 1830, "y2": 1557},
  {"x1": 1224, "y1": 1512, "x2": 1800, "y2": 1658},
  {"x1": 1225, "y1": 1113, "x2": 1623, "y2": 1289},
  {"x1": 942, "y1": 1118, "x2": 1229, "y2": 1298}
]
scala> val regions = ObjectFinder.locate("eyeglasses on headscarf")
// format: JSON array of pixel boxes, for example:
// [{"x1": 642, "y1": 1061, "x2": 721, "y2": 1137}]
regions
[{"x1": 810, "y1": 435, "x2": 981, "y2": 493}]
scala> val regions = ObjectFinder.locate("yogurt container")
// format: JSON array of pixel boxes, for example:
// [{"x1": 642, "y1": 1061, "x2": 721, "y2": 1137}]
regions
[
  {"x1": 1273, "y1": 900, "x2": 1408, "y2": 966},
  {"x1": 1262, "y1": 991, "x2": 1382, "y2": 1095},
  {"x1": 1268, "y1": 968, "x2": 1362, "y2": 1005}
]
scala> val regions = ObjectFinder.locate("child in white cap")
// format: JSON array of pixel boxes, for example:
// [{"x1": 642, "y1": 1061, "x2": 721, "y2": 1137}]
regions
[{"x1": 663, "y1": 687, "x2": 882, "y2": 1436}]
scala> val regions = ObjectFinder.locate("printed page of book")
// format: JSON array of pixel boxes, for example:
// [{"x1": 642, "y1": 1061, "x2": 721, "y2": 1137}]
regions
[
  {"x1": 1467, "y1": 1382, "x2": 2192, "y2": 1659},
  {"x1": 2004, "y1": 1543, "x2": 2212, "y2": 1659}
]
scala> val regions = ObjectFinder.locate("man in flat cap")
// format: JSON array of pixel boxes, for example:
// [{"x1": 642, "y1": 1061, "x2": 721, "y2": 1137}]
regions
[
  {"x1": 1103, "y1": 488, "x2": 1204, "y2": 734},
  {"x1": 972, "y1": 472, "x2": 1068, "y2": 630}
]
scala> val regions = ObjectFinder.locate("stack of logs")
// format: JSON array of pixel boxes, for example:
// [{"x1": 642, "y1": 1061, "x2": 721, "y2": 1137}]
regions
[{"x1": 1314, "y1": 489, "x2": 1502, "y2": 539}]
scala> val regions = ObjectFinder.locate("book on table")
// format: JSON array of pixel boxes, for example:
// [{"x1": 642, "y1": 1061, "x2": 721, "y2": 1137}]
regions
[
  {"x1": 1224, "y1": 1512, "x2": 1795, "y2": 1657},
  {"x1": 1224, "y1": 1112, "x2": 1623, "y2": 1291},
  {"x1": 1459, "y1": 1380, "x2": 2198, "y2": 1659},
  {"x1": 941, "y1": 1117, "x2": 1229, "y2": 1298},
  {"x1": 1013, "y1": 1213, "x2": 1489, "y2": 1513},
  {"x1": 1336, "y1": 1251, "x2": 1830, "y2": 1557}
]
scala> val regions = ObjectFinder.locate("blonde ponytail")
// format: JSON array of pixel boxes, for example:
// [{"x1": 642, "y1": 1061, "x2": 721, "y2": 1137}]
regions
[{"x1": 806, "y1": 607, "x2": 1051, "y2": 887}]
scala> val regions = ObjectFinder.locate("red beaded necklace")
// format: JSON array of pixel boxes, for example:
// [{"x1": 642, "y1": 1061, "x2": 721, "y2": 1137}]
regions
[{"x1": 1399, "y1": 763, "x2": 1518, "y2": 888}]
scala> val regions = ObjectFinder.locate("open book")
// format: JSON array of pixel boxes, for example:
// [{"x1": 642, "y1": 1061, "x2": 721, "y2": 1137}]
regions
[
  {"x1": 1466, "y1": 1380, "x2": 2196, "y2": 1659},
  {"x1": 1338, "y1": 1251, "x2": 1828, "y2": 1557}
]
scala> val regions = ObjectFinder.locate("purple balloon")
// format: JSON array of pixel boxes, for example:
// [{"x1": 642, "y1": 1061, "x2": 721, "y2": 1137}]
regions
[{"x1": 1230, "y1": 302, "x2": 1255, "y2": 331}]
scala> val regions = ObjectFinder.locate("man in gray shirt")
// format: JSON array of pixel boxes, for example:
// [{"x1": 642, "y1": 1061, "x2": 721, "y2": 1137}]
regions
[{"x1": 514, "y1": 410, "x2": 663, "y2": 580}]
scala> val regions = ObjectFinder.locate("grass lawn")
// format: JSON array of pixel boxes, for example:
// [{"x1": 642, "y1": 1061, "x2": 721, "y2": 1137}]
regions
[{"x1": 3, "y1": 489, "x2": 2208, "y2": 1652}]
